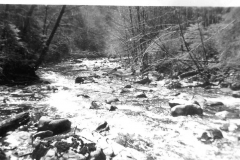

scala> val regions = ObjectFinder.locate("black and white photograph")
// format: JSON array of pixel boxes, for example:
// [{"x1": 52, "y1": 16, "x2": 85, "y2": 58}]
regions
[{"x1": 0, "y1": 0, "x2": 240, "y2": 159}]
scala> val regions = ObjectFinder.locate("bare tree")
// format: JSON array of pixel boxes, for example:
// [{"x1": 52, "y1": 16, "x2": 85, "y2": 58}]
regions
[{"x1": 35, "y1": 5, "x2": 66, "y2": 70}]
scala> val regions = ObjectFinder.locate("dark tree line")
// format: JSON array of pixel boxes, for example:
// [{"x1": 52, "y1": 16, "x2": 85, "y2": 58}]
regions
[{"x1": 0, "y1": 5, "x2": 240, "y2": 84}]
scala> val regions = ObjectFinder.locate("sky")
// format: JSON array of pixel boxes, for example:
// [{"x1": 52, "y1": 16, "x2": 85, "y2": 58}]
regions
[{"x1": 1, "y1": 0, "x2": 240, "y2": 7}]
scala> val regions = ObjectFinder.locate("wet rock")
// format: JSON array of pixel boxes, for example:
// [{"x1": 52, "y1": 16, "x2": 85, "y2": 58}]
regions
[
  {"x1": 206, "y1": 101, "x2": 224, "y2": 107},
  {"x1": 75, "y1": 77, "x2": 85, "y2": 84},
  {"x1": 134, "y1": 77, "x2": 151, "y2": 85},
  {"x1": 199, "y1": 129, "x2": 223, "y2": 143},
  {"x1": 108, "y1": 68, "x2": 118, "y2": 74},
  {"x1": 47, "y1": 119, "x2": 71, "y2": 134},
  {"x1": 106, "y1": 97, "x2": 119, "y2": 104},
  {"x1": 215, "y1": 111, "x2": 239, "y2": 119},
  {"x1": 171, "y1": 104, "x2": 203, "y2": 117},
  {"x1": 120, "y1": 88, "x2": 134, "y2": 93},
  {"x1": 3, "y1": 63, "x2": 39, "y2": 81},
  {"x1": 74, "y1": 59, "x2": 83, "y2": 63},
  {"x1": 230, "y1": 82, "x2": 240, "y2": 91},
  {"x1": 171, "y1": 92, "x2": 180, "y2": 96},
  {"x1": 149, "y1": 81, "x2": 158, "y2": 87},
  {"x1": 124, "y1": 85, "x2": 132, "y2": 88},
  {"x1": 135, "y1": 92, "x2": 147, "y2": 98},
  {"x1": 90, "y1": 101, "x2": 102, "y2": 109},
  {"x1": 77, "y1": 94, "x2": 90, "y2": 98},
  {"x1": 38, "y1": 117, "x2": 71, "y2": 135},
  {"x1": 220, "y1": 122, "x2": 239, "y2": 132},
  {"x1": 95, "y1": 121, "x2": 110, "y2": 133},
  {"x1": 220, "y1": 82, "x2": 230, "y2": 88},
  {"x1": 232, "y1": 91, "x2": 240, "y2": 98},
  {"x1": 32, "y1": 130, "x2": 53, "y2": 139},
  {"x1": 166, "y1": 80, "x2": 181, "y2": 89},
  {"x1": 109, "y1": 105, "x2": 118, "y2": 111}
]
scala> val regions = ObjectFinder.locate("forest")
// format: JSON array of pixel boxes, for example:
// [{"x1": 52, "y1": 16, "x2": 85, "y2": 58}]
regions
[
  {"x1": 0, "y1": 5, "x2": 240, "y2": 84},
  {"x1": 1, "y1": 4, "x2": 240, "y2": 160}
]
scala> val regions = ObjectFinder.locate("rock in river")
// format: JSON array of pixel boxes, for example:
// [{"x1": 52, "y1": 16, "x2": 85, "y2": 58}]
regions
[
  {"x1": 232, "y1": 91, "x2": 240, "y2": 98},
  {"x1": 230, "y1": 82, "x2": 240, "y2": 91},
  {"x1": 171, "y1": 104, "x2": 203, "y2": 117},
  {"x1": 199, "y1": 129, "x2": 223, "y2": 143},
  {"x1": 38, "y1": 116, "x2": 71, "y2": 135}
]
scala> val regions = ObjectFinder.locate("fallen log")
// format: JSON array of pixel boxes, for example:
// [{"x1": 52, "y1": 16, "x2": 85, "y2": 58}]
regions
[
  {"x1": 179, "y1": 69, "x2": 203, "y2": 79},
  {"x1": 0, "y1": 112, "x2": 30, "y2": 136}
]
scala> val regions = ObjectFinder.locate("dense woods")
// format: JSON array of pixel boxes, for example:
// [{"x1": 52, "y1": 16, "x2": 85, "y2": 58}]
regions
[{"x1": 0, "y1": 5, "x2": 240, "y2": 84}]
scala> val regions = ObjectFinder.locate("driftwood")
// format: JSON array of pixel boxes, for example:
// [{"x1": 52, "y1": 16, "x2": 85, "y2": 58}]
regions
[
  {"x1": 0, "y1": 112, "x2": 30, "y2": 136},
  {"x1": 179, "y1": 69, "x2": 203, "y2": 79}
]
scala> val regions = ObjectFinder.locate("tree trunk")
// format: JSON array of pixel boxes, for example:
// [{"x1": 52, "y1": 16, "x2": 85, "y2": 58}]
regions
[
  {"x1": 177, "y1": 11, "x2": 202, "y2": 72},
  {"x1": 42, "y1": 5, "x2": 48, "y2": 35},
  {"x1": 0, "y1": 5, "x2": 10, "y2": 52},
  {"x1": 34, "y1": 5, "x2": 66, "y2": 70},
  {"x1": 0, "y1": 112, "x2": 30, "y2": 136},
  {"x1": 22, "y1": 5, "x2": 37, "y2": 41},
  {"x1": 128, "y1": 7, "x2": 137, "y2": 62}
]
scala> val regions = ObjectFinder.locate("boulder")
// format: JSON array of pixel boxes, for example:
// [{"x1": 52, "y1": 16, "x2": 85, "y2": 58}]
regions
[
  {"x1": 95, "y1": 121, "x2": 110, "y2": 133},
  {"x1": 3, "y1": 63, "x2": 39, "y2": 81},
  {"x1": 77, "y1": 94, "x2": 90, "y2": 98},
  {"x1": 75, "y1": 77, "x2": 85, "y2": 84},
  {"x1": 171, "y1": 104, "x2": 203, "y2": 117},
  {"x1": 232, "y1": 91, "x2": 240, "y2": 98},
  {"x1": 120, "y1": 88, "x2": 134, "y2": 93},
  {"x1": 199, "y1": 129, "x2": 223, "y2": 143},
  {"x1": 206, "y1": 101, "x2": 224, "y2": 107},
  {"x1": 134, "y1": 77, "x2": 151, "y2": 85},
  {"x1": 90, "y1": 101, "x2": 102, "y2": 109},
  {"x1": 220, "y1": 82, "x2": 230, "y2": 88},
  {"x1": 109, "y1": 105, "x2": 118, "y2": 111},
  {"x1": 135, "y1": 92, "x2": 147, "y2": 98},
  {"x1": 38, "y1": 117, "x2": 71, "y2": 135},
  {"x1": 149, "y1": 81, "x2": 158, "y2": 87},
  {"x1": 124, "y1": 85, "x2": 132, "y2": 88},
  {"x1": 230, "y1": 82, "x2": 240, "y2": 91}
]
